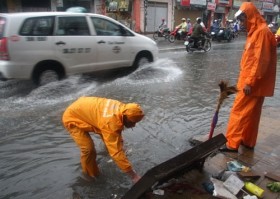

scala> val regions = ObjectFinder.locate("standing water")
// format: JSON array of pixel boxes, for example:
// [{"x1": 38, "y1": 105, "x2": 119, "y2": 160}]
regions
[{"x1": 0, "y1": 39, "x2": 280, "y2": 198}]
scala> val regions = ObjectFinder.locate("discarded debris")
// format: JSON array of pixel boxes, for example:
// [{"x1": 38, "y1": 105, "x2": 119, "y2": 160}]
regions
[
  {"x1": 244, "y1": 181, "x2": 264, "y2": 198},
  {"x1": 152, "y1": 189, "x2": 164, "y2": 195},
  {"x1": 211, "y1": 177, "x2": 238, "y2": 199},
  {"x1": 266, "y1": 182, "x2": 280, "y2": 192},
  {"x1": 227, "y1": 160, "x2": 250, "y2": 172},
  {"x1": 223, "y1": 174, "x2": 244, "y2": 195}
]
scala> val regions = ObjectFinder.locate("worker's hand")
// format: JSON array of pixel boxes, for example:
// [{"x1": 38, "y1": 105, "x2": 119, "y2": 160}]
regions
[
  {"x1": 243, "y1": 84, "x2": 251, "y2": 95},
  {"x1": 126, "y1": 170, "x2": 141, "y2": 184}
]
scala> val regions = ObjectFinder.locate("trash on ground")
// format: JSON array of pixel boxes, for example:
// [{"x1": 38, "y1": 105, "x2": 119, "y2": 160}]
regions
[
  {"x1": 202, "y1": 181, "x2": 214, "y2": 194},
  {"x1": 227, "y1": 160, "x2": 250, "y2": 172},
  {"x1": 266, "y1": 181, "x2": 280, "y2": 192},
  {"x1": 211, "y1": 177, "x2": 238, "y2": 199},
  {"x1": 243, "y1": 195, "x2": 258, "y2": 199},
  {"x1": 244, "y1": 181, "x2": 264, "y2": 198},
  {"x1": 152, "y1": 189, "x2": 164, "y2": 195},
  {"x1": 223, "y1": 174, "x2": 245, "y2": 195},
  {"x1": 219, "y1": 170, "x2": 238, "y2": 181}
]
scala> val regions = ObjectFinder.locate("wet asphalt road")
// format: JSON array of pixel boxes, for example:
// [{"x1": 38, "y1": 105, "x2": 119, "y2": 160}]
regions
[{"x1": 0, "y1": 36, "x2": 280, "y2": 199}]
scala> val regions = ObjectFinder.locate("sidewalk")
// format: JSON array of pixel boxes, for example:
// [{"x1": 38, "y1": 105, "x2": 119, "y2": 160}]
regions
[{"x1": 142, "y1": 107, "x2": 280, "y2": 199}]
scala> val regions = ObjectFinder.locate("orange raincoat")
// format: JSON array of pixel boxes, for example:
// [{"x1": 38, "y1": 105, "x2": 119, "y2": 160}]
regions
[
  {"x1": 226, "y1": 2, "x2": 277, "y2": 149},
  {"x1": 62, "y1": 97, "x2": 144, "y2": 177}
]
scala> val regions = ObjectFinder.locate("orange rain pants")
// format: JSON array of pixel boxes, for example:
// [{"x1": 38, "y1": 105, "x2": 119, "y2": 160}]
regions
[
  {"x1": 66, "y1": 126, "x2": 100, "y2": 177},
  {"x1": 226, "y1": 92, "x2": 264, "y2": 149}
]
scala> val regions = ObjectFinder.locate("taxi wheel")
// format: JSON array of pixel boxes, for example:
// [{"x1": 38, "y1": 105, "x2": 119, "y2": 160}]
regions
[
  {"x1": 38, "y1": 70, "x2": 60, "y2": 86},
  {"x1": 33, "y1": 63, "x2": 64, "y2": 86},
  {"x1": 133, "y1": 53, "x2": 152, "y2": 68}
]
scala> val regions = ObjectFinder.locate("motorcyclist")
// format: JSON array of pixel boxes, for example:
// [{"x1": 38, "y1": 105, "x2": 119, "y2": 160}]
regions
[
  {"x1": 211, "y1": 19, "x2": 220, "y2": 34},
  {"x1": 234, "y1": 20, "x2": 239, "y2": 33},
  {"x1": 186, "y1": 18, "x2": 192, "y2": 33},
  {"x1": 191, "y1": 17, "x2": 207, "y2": 48},
  {"x1": 210, "y1": 19, "x2": 220, "y2": 40},
  {"x1": 159, "y1": 18, "x2": 168, "y2": 34},
  {"x1": 176, "y1": 18, "x2": 187, "y2": 38}
]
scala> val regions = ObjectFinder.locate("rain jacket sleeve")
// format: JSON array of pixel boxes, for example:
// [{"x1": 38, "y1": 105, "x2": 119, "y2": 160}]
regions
[
  {"x1": 99, "y1": 113, "x2": 133, "y2": 173},
  {"x1": 101, "y1": 129, "x2": 132, "y2": 172}
]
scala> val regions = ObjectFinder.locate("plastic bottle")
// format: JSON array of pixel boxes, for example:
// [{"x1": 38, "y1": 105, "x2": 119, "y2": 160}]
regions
[{"x1": 244, "y1": 182, "x2": 264, "y2": 198}]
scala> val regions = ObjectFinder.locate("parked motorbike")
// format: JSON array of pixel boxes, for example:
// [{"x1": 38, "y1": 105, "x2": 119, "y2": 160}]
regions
[
  {"x1": 153, "y1": 28, "x2": 170, "y2": 41},
  {"x1": 184, "y1": 33, "x2": 212, "y2": 52},
  {"x1": 216, "y1": 27, "x2": 234, "y2": 42},
  {"x1": 168, "y1": 26, "x2": 188, "y2": 43}
]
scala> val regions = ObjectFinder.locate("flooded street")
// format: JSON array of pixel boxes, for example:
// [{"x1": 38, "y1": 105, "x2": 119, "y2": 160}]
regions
[{"x1": 1, "y1": 37, "x2": 280, "y2": 199}]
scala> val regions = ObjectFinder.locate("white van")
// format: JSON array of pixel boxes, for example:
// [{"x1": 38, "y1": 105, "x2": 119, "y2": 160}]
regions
[{"x1": 0, "y1": 12, "x2": 158, "y2": 85}]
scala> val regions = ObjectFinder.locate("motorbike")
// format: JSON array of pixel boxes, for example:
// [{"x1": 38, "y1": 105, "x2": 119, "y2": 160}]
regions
[
  {"x1": 216, "y1": 27, "x2": 234, "y2": 42},
  {"x1": 153, "y1": 27, "x2": 170, "y2": 41},
  {"x1": 184, "y1": 33, "x2": 212, "y2": 52},
  {"x1": 210, "y1": 25, "x2": 220, "y2": 41},
  {"x1": 168, "y1": 26, "x2": 188, "y2": 43}
]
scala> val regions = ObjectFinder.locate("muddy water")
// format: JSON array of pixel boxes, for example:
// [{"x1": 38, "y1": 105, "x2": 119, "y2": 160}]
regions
[{"x1": 0, "y1": 39, "x2": 279, "y2": 199}]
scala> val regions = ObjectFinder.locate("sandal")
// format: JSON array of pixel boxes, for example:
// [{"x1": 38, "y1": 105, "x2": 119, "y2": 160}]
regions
[
  {"x1": 219, "y1": 145, "x2": 238, "y2": 153},
  {"x1": 241, "y1": 142, "x2": 254, "y2": 150}
]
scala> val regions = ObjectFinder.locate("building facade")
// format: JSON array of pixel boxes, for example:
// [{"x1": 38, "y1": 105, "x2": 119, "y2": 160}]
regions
[{"x1": 0, "y1": 0, "x2": 280, "y2": 33}]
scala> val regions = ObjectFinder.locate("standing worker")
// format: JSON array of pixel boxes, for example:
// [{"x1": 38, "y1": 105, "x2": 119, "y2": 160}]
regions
[
  {"x1": 62, "y1": 96, "x2": 144, "y2": 183},
  {"x1": 219, "y1": 2, "x2": 277, "y2": 152}
]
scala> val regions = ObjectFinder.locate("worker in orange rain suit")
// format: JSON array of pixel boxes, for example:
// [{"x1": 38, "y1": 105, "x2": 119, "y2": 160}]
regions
[
  {"x1": 62, "y1": 96, "x2": 144, "y2": 183},
  {"x1": 219, "y1": 2, "x2": 277, "y2": 153}
]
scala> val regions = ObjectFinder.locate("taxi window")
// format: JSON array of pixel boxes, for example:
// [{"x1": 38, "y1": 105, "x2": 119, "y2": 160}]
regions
[
  {"x1": 91, "y1": 17, "x2": 132, "y2": 36},
  {"x1": 56, "y1": 17, "x2": 90, "y2": 36},
  {"x1": 20, "y1": 16, "x2": 54, "y2": 36},
  {"x1": 0, "y1": 17, "x2": 6, "y2": 38}
]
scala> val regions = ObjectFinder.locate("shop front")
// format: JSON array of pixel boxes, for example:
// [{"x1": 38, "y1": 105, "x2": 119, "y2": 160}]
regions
[
  {"x1": 105, "y1": 0, "x2": 134, "y2": 30},
  {"x1": 214, "y1": 0, "x2": 232, "y2": 26},
  {"x1": 175, "y1": 0, "x2": 206, "y2": 30},
  {"x1": 206, "y1": 1, "x2": 216, "y2": 30},
  {"x1": 262, "y1": 1, "x2": 276, "y2": 23}
]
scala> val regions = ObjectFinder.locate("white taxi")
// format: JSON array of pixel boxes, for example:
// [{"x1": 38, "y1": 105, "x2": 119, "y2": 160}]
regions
[{"x1": 0, "y1": 12, "x2": 158, "y2": 85}]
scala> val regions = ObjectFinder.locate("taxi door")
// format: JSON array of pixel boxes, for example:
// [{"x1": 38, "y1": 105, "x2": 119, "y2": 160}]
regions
[
  {"x1": 90, "y1": 17, "x2": 132, "y2": 69},
  {"x1": 54, "y1": 16, "x2": 98, "y2": 74}
]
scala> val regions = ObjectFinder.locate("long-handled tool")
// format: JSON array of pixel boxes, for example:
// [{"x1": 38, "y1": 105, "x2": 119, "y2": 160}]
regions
[{"x1": 208, "y1": 80, "x2": 238, "y2": 140}]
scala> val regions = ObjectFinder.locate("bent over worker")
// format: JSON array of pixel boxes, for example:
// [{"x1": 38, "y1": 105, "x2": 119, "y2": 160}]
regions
[
  {"x1": 62, "y1": 96, "x2": 144, "y2": 183},
  {"x1": 219, "y1": 2, "x2": 277, "y2": 153}
]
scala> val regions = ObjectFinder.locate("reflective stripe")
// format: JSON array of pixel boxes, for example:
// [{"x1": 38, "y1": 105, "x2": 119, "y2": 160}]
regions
[{"x1": 102, "y1": 99, "x2": 119, "y2": 117}]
